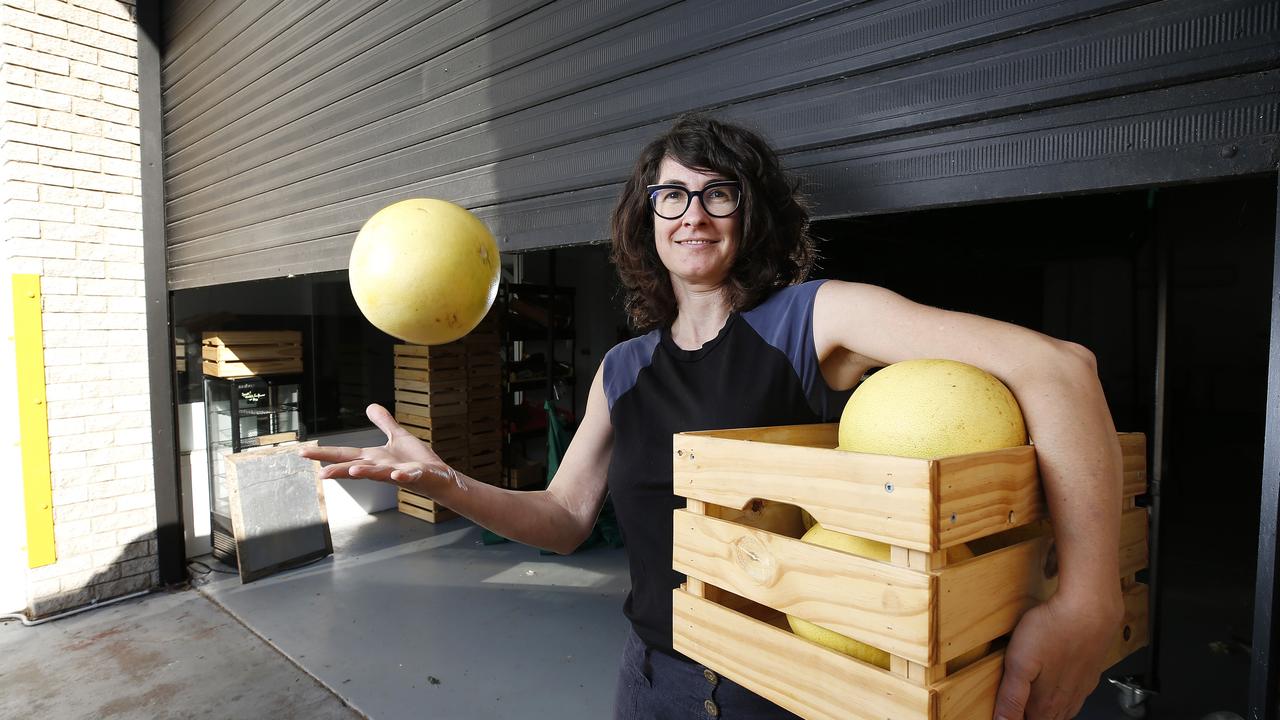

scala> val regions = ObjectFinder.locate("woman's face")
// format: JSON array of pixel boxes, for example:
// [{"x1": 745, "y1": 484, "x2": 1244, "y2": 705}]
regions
[{"x1": 651, "y1": 157, "x2": 741, "y2": 292}]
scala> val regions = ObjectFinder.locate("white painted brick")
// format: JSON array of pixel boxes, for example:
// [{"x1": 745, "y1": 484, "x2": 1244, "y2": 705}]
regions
[
  {"x1": 85, "y1": 410, "x2": 146, "y2": 432},
  {"x1": 67, "y1": 24, "x2": 130, "y2": 57},
  {"x1": 5, "y1": 218, "x2": 41, "y2": 237},
  {"x1": 114, "y1": 492, "x2": 153, "y2": 514},
  {"x1": 5, "y1": 179, "x2": 38, "y2": 200},
  {"x1": 39, "y1": 311, "x2": 79, "y2": 329},
  {"x1": 99, "y1": 156, "x2": 137, "y2": 178},
  {"x1": 112, "y1": 426, "x2": 150, "y2": 446},
  {"x1": 6, "y1": 160, "x2": 74, "y2": 186},
  {"x1": 4, "y1": 103, "x2": 39, "y2": 125},
  {"x1": 111, "y1": 458, "x2": 152, "y2": 479},
  {"x1": 74, "y1": 206, "x2": 139, "y2": 229},
  {"x1": 46, "y1": 327, "x2": 110, "y2": 346},
  {"x1": 8, "y1": 258, "x2": 44, "y2": 274},
  {"x1": 7, "y1": 198, "x2": 74, "y2": 222},
  {"x1": 69, "y1": 530, "x2": 126, "y2": 554},
  {"x1": 41, "y1": 291, "x2": 102, "y2": 311},
  {"x1": 103, "y1": 261, "x2": 143, "y2": 282},
  {"x1": 100, "y1": 325, "x2": 144, "y2": 345},
  {"x1": 52, "y1": 487, "x2": 89, "y2": 509},
  {"x1": 46, "y1": 361, "x2": 110, "y2": 384},
  {"x1": 9, "y1": 237, "x2": 75, "y2": 260},
  {"x1": 88, "y1": 476, "x2": 144, "y2": 501},
  {"x1": 100, "y1": 121, "x2": 137, "y2": 145},
  {"x1": 93, "y1": 572, "x2": 153, "y2": 600},
  {"x1": 29, "y1": 33, "x2": 94, "y2": 65},
  {"x1": 53, "y1": 518, "x2": 91, "y2": 542},
  {"x1": 4, "y1": 141, "x2": 39, "y2": 163},
  {"x1": 96, "y1": 13, "x2": 134, "y2": 41},
  {"x1": 103, "y1": 193, "x2": 139, "y2": 213},
  {"x1": 96, "y1": 47, "x2": 135, "y2": 74},
  {"x1": 71, "y1": 96, "x2": 133, "y2": 125},
  {"x1": 7, "y1": 84, "x2": 73, "y2": 111},
  {"x1": 106, "y1": 361, "x2": 145, "y2": 380},
  {"x1": 82, "y1": 379, "x2": 124, "y2": 399},
  {"x1": 43, "y1": 381, "x2": 81, "y2": 401},
  {"x1": 3, "y1": 44, "x2": 69, "y2": 74},
  {"x1": 2, "y1": 24, "x2": 34, "y2": 47},
  {"x1": 34, "y1": 0, "x2": 97, "y2": 29},
  {"x1": 53, "y1": 496, "x2": 115, "y2": 521},
  {"x1": 40, "y1": 184, "x2": 104, "y2": 207},
  {"x1": 68, "y1": 59, "x2": 127, "y2": 89},
  {"x1": 48, "y1": 396, "x2": 113, "y2": 420},
  {"x1": 90, "y1": 507, "x2": 150, "y2": 533},
  {"x1": 72, "y1": 170, "x2": 131, "y2": 193},
  {"x1": 71, "y1": 0, "x2": 132, "y2": 21},
  {"x1": 4, "y1": 7, "x2": 69, "y2": 39},
  {"x1": 76, "y1": 277, "x2": 138, "y2": 296},
  {"x1": 85, "y1": 443, "x2": 149, "y2": 467},
  {"x1": 43, "y1": 257, "x2": 104, "y2": 277},
  {"x1": 119, "y1": 555, "x2": 157, "y2": 577},
  {"x1": 72, "y1": 134, "x2": 132, "y2": 160},
  {"x1": 37, "y1": 107, "x2": 100, "y2": 135},
  {"x1": 7, "y1": 122, "x2": 71, "y2": 149},
  {"x1": 101, "y1": 227, "x2": 141, "y2": 245},
  {"x1": 41, "y1": 220, "x2": 101, "y2": 240},
  {"x1": 40, "y1": 552, "x2": 95, "y2": 578},
  {"x1": 30, "y1": 577, "x2": 61, "y2": 597},
  {"x1": 78, "y1": 311, "x2": 143, "y2": 330},
  {"x1": 46, "y1": 415, "x2": 85, "y2": 437},
  {"x1": 47, "y1": 452, "x2": 85, "y2": 476},
  {"x1": 61, "y1": 565, "x2": 120, "y2": 592},
  {"x1": 105, "y1": 294, "x2": 144, "y2": 312},
  {"x1": 35, "y1": 69, "x2": 101, "y2": 100},
  {"x1": 38, "y1": 146, "x2": 99, "y2": 171},
  {"x1": 52, "y1": 465, "x2": 113, "y2": 488},
  {"x1": 111, "y1": 393, "x2": 148, "y2": 412},
  {"x1": 98, "y1": 84, "x2": 134, "y2": 109},
  {"x1": 2, "y1": 63, "x2": 36, "y2": 86},
  {"x1": 40, "y1": 275, "x2": 79, "y2": 295}
]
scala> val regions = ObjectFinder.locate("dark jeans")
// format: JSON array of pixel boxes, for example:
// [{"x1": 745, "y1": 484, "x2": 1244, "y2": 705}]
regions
[{"x1": 613, "y1": 628, "x2": 803, "y2": 720}]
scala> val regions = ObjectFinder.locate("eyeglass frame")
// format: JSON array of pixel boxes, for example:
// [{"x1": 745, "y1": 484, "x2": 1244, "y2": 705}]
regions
[{"x1": 645, "y1": 180, "x2": 743, "y2": 220}]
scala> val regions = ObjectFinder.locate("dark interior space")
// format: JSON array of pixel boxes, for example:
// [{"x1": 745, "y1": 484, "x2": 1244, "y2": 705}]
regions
[{"x1": 814, "y1": 176, "x2": 1276, "y2": 717}]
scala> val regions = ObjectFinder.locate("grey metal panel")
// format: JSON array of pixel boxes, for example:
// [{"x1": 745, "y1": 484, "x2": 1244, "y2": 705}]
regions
[
  {"x1": 165, "y1": 0, "x2": 1147, "y2": 246},
  {"x1": 163, "y1": 0, "x2": 836, "y2": 207},
  {"x1": 163, "y1": 0, "x2": 677, "y2": 189},
  {"x1": 163, "y1": 0, "x2": 285, "y2": 94},
  {"x1": 164, "y1": 0, "x2": 1280, "y2": 288},
  {"x1": 162, "y1": 0, "x2": 241, "y2": 61},
  {"x1": 165, "y1": 0, "x2": 1277, "y2": 261}
]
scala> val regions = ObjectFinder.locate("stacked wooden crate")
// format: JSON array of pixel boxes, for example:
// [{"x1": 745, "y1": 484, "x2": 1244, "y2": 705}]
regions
[
  {"x1": 201, "y1": 331, "x2": 302, "y2": 378},
  {"x1": 670, "y1": 424, "x2": 1149, "y2": 720},
  {"x1": 393, "y1": 311, "x2": 504, "y2": 523}
]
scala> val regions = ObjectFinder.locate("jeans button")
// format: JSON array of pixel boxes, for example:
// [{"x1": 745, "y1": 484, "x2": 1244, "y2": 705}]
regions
[
  {"x1": 704, "y1": 699, "x2": 720, "y2": 717},
  {"x1": 703, "y1": 668, "x2": 718, "y2": 685}
]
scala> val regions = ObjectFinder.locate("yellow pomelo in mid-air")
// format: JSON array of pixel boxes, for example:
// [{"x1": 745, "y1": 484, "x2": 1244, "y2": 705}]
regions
[
  {"x1": 838, "y1": 359, "x2": 1027, "y2": 458},
  {"x1": 786, "y1": 524, "x2": 984, "y2": 670},
  {"x1": 348, "y1": 198, "x2": 499, "y2": 345}
]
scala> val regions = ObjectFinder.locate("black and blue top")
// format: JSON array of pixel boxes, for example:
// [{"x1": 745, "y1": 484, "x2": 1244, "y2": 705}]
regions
[{"x1": 601, "y1": 279, "x2": 853, "y2": 655}]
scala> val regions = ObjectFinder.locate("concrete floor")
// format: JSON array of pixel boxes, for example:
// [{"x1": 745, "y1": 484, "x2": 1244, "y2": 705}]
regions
[
  {"x1": 193, "y1": 511, "x2": 631, "y2": 720},
  {"x1": 0, "y1": 586, "x2": 361, "y2": 720},
  {"x1": 1, "y1": 507, "x2": 1252, "y2": 720}
]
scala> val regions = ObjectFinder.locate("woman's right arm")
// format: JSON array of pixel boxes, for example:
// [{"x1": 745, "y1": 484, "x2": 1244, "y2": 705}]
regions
[{"x1": 301, "y1": 362, "x2": 614, "y2": 555}]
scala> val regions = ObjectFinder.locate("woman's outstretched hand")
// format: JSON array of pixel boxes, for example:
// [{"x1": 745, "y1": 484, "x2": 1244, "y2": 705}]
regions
[{"x1": 298, "y1": 403, "x2": 464, "y2": 495}]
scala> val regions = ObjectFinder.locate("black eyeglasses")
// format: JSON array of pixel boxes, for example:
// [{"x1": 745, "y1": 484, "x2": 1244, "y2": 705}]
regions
[{"x1": 646, "y1": 181, "x2": 742, "y2": 219}]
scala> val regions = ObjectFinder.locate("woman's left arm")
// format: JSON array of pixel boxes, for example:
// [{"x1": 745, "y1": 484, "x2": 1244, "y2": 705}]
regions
[{"x1": 814, "y1": 280, "x2": 1124, "y2": 720}]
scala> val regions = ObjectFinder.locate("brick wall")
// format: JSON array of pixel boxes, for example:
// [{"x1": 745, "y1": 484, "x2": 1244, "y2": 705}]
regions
[{"x1": 1, "y1": 0, "x2": 153, "y2": 616}]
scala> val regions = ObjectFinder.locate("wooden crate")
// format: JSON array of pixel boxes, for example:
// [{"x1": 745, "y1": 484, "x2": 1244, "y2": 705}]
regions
[
  {"x1": 397, "y1": 488, "x2": 457, "y2": 524},
  {"x1": 201, "y1": 331, "x2": 302, "y2": 378},
  {"x1": 671, "y1": 424, "x2": 1149, "y2": 720}
]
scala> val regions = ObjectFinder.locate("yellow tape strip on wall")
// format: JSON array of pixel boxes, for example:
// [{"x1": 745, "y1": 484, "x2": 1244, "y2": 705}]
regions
[{"x1": 13, "y1": 275, "x2": 55, "y2": 568}]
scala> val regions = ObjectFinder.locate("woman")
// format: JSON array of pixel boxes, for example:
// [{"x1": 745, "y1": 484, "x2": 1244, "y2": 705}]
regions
[{"x1": 303, "y1": 115, "x2": 1124, "y2": 720}]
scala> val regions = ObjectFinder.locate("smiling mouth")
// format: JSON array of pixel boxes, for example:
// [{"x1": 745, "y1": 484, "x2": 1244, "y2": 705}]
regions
[{"x1": 676, "y1": 239, "x2": 719, "y2": 246}]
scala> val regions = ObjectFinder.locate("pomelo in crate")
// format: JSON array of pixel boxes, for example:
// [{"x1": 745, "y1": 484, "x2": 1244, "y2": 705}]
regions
[
  {"x1": 787, "y1": 358, "x2": 1027, "y2": 670},
  {"x1": 348, "y1": 198, "x2": 500, "y2": 345}
]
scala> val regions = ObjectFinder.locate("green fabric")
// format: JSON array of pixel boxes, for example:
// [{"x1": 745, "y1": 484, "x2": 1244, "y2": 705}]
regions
[{"x1": 482, "y1": 400, "x2": 623, "y2": 552}]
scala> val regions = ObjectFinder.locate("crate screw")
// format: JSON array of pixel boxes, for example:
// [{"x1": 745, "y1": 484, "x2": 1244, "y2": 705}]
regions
[
  {"x1": 677, "y1": 450, "x2": 683, "y2": 457},
  {"x1": 1007, "y1": 510, "x2": 1015, "y2": 524},
  {"x1": 884, "y1": 482, "x2": 894, "y2": 493},
  {"x1": 949, "y1": 512, "x2": 957, "y2": 523}
]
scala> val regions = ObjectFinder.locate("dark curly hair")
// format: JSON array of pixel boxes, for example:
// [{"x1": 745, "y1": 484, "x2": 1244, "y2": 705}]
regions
[{"x1": 609, "y1": 114, "x2": 814, "y2": 332}]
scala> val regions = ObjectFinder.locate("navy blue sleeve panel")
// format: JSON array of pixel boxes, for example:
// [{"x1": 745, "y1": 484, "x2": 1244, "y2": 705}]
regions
[
  {"x1": 602, "y1": 329, "x2": 662, "y2": 412},
  {"x1": 602, "y1": 280, "x2": 853, "y2": 655},
  {"x1": 741, "y1": 278, "x2": 849, "y2": 421}
]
